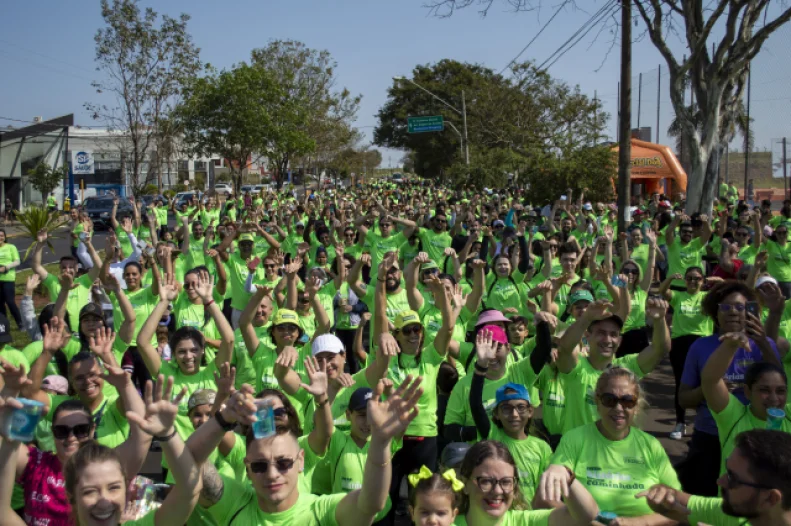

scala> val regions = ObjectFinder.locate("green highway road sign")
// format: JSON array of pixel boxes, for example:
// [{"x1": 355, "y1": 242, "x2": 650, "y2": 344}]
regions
[{"x1": 408, "y1": 115, "x2": 444, "y2": 133}]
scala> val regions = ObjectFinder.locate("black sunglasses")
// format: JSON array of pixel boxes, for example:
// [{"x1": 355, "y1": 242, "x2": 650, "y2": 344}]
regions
[
  {"x1": 52, "y1": 423, "x2": 92, "y2": 440},
  {"x1": 598, "y1": 393, "x2": 638, "y2": 410},
  {"x1": 622, "y1": 268, "x2": 639, "y2": 275},
  {"x1": 401, "y1": 325, "x2": 423, "y2": 336},
  {"x1": 249, "y1": 457, "x2": 296, "y2": 474}
]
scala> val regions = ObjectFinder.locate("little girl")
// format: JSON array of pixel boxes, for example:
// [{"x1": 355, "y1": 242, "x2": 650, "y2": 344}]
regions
[{"x1": 408, "y1": 465, "x2": 463, "y2": 526}]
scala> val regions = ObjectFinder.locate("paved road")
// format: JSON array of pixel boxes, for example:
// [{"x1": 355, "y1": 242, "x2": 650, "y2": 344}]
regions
[{"x1": 11, "y1": 229, "x2": 111, "y2": 270}]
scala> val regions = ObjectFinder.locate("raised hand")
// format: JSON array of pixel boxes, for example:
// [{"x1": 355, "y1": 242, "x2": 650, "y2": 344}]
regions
[
  {"x1": 103, "y1": 273, "x2": 121, "y2": 294},
  {"x1": 299, "y1": 357, "x2": 329, "y2": 398},
  {"x1": 475, "y1": 328, "x2": 499, "y2": 367},
  {"x1": 304, "y1": 276, "x2": 322, "y2": 298},
  {"x1": 36, "y1": 229, "x2": 48, "y2": 244},
  {"x1": 89, "y1": 327, "x2": 117, "y2": 363},
  {"x1": 42, "y1": 316, "x2": 65, "y2": 354},
  {"x1": 368, "y1": 375, "x2": 423, "y2": 443},
  {"x1": 539, "y1": 464, "x2": 575, "y2": 503},
  {"x1": 443, "y1": 247, "x2": 457, "y2": 259},
  {"x1": 645, "y1": 297, "x2": 669, "y2": 320},
  {"x1": 746, "y1": 313, "x2": 768, "y2": 344},
  {"x1": 414, "y1": 252, "x2": 430, "y2": 265},
  {"x1": 59, "y1": 272, "x2": 73, "y2": 290},
  {"x1": 102, "y1": 363, "x2": 132, "y2": 390},
  {"x1": 0, "y1": 394, "x2": 25, "y2": 441},
  {"x1": 275, "y1": 346, "x2": 299, "y2": 369},
  {"x1": 584, "y1": 300, "x2": 614, "y2": 321},
  {"x1": 213, "y1": 362, "x2": 237, "y2": 399},
  {"x1": 25, "y1": 274, "x2": 41, "y2": 296},
  {"x1": 377, "y1": 332, "x2": 400, "y2": 358},
  {"x1": 159, "y1": 274, "x2": 179, "y2": 302},
  {"x1": 194, "y1": 270, "x2": 214, "y2": 303},
  {"x1": 758, "y1": 281, "x2": 786, "y2": 312},
  {"x1": 126, "y1": 375, "x2": 187, "y2": 437},
  {"x1": 0, "y1": 359, "x2": 31, "y2": 395},
  {"x1": 719, "y1": 331, "x2": 750, "y2": 350}
]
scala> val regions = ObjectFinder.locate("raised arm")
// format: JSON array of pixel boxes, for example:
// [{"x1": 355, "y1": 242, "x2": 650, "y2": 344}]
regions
[
  {"x1": 103, "y1": 275, "x2": 136, "y2": 344},
  {"x1": 665, "y1": 213, "x2": 681, "y2": 247},
  {"x1": 404, "y1": 253, "x2": 427, "y2": 312},
  {"x1": 110, "y1": 197, "x2": 120, "y2": 230},
  {"x1": 701, "y1": 332, "x2": 747, "y2": 414},
  {"x1": 639, "y1": 230, "x2": 658, "y2": 291},
  {"x1": 136, "y1": 275, "x2": 179, "y2": 375},
  {"x1": 425, "y1": 274, "x2": 455, "y2": 357},
  {"x1": 20, "y1": 316, "x2": 67, "y2": 408},
  {"x1": 31, "y1": 230, "x2": 50, "y2": 280},
  {"x1": 469, "y1": 330, "x2": 500, "y2": 440},
  {"x1": 306, "y1": 277, "x2": 331, "y2": 337},
  {"x1": 557, "y1": 301, "x2": 614, "y2": 373},
  {"x1": 303, "y1": 357, "x2": 333, "y2": 456},
  {"x1": 347, "y1": 252, "x2": 369, "y2": 299},
  {"x1": 636, "y1": 299, "x2": 671, "y2": 374},
  {"x1": 193, "y1": 270, "x2": 234, "y2": 368}
]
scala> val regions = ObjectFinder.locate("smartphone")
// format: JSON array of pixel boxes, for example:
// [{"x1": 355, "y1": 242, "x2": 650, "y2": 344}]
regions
[
  {"x1": 560, "y1": 195, "x2": 567, "y2": 201},
  {"x1": 247, "y1": 257, "x2": 261, "y2": 272},
  {"x1": 746, "y1": 301, "x2": 760, "y2": 317}
]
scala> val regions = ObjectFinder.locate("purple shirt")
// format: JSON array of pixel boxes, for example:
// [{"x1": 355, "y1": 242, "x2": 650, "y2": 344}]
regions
[{"x1": 681, "y1": 334, "x2": 780, "y2": 435}]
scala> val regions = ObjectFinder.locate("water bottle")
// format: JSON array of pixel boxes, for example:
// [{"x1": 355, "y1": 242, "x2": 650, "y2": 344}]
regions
[{"x1": 5, "y1": 398, "x2": 45, "y2": 442}]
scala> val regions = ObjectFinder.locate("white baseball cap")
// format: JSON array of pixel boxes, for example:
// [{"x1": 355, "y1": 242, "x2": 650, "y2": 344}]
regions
[{"x1": 311, "y1": 334, "x2": 345, "y2": 356}]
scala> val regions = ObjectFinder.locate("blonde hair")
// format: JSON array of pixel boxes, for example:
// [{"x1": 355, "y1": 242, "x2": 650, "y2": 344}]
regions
[{"x1": 595, "y1": 366, "x2": 648, "y2": 426}]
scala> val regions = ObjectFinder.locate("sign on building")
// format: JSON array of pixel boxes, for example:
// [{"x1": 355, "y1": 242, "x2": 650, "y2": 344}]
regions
[{"x1": 71, "y1": 150, "x2": 95, "y2": 175}]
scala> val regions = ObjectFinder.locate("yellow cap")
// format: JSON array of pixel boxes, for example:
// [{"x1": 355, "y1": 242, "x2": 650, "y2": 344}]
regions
[
  {"x1": 394, "y1": 310, "x2": 422, "y2": 330},
  {"x1": 272, "y1": 309, "x2": 299, "y2": 326}
]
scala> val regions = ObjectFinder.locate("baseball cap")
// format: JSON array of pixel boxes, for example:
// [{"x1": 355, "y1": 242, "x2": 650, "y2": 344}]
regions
[
  {"x1": 493, "y1": 219, "x2": 505, "y2": 227},
  {"x1": 272, "y1": 309, "x2": 300, "y2": 326},
  {"x1": 394, "y1": 310, "x2": 422, "y2": 330},
  {"x1": 582, "y1": 203, "x2": 593, "y2": 211},
  {"x1": 188, "y1": 389, "x2": 217, "y2": 412},
  {"x1": 42, "y1": 375, "x2": 68, "y2": 395},
  {"x1": 569, "y1": 290, "x2": 594, "y2": 305},
  {"x1": 589, "y1": 314, "x2": 625, "y2": 330},
  {"x1": 238, "y1": 233, "x2": 255, "y2": 243},
  {"x1": 0, "y1": 313, "x2": 11, "y2": 344},
  {"x1": 80, "y1": 303, "x2": 104, "y2": 320},
  {"x1": 475, "y1": 310, "x2": 511, "y2": 327},
  {"x1": 421, "y1": 260, "x2": 439, "y2": 271},
  {"x1": 311, "y1": 334, "x2": 344, "y2": 356},
  {"x1": 348, "y1": 387, "x2": 373, "y2": 412},
  {"x1": 480, "y1": 324, "x2": 508, "y2": 345},
  {"x1": 496, "y1": 383, "x2": 531, "y2": 406},
  {"x1": 441, "y1": 442, "x2": 471, "y2": 470},
  {"x1": 296, "y1": 221, "x2": 305, "y2": 228},
  {"x1": 756, "y1": 275, "x2": 779, "y2": 288}
]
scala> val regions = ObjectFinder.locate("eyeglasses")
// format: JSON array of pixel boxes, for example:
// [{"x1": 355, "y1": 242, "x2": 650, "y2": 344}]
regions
[
  {"x1": 52, "y1": 423, "x2": 92, "y2": 440},
  {"x1": 400, "y1": 325, "x2": 423, "y2": 336},
  {"x1": 685, "y1": 276, "x2": 703, "y2": 282},
  {"x1": 621, "y1": 268, "x2": 639, "y2": 275},
  {"x1": 272, "y1": 407, "x2": 287, "y2": 418},
  {"x1": 248, "y1": 457, "x2": 296, "y2": 474},
  {"x1": 475, "y1": 476, "x2": 516, "y2": 493},
  {"x1": 598, "y1": 393, "x2": 638, "y2": 409},
  {"x1": 719, "y1": 304, "x2": 746, "y2": 312},
  {"x1": 724, "y1": 470, "x2": 774, "y2": 490},
  {"x1": 423, "y1": 269, "x2": 439, "y2": 276},
  {"x1": 499, "y1": 403, "x2": 531, "y2": 415}
]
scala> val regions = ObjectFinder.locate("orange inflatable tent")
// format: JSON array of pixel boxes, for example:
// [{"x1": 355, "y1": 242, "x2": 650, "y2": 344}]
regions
[{"x1": 611, "y1": 138, "x2": 688, "y2": 197}]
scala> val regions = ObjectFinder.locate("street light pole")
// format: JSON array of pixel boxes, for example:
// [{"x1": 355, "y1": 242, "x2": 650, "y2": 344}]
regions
[{"x1": 394, "y1": 76, "x2": 470, "y2": 166}]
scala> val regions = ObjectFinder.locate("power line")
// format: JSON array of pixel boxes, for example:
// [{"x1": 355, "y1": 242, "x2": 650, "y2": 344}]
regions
[
  {"x1": 0, "y1": 37, "x2": 94, "y2": 74},
  {"x1": 498, "y1": 0, "x2": 571, "y2": 75},
  {"x1": 536, "y1": 1, "x2": 617, "y2": 72}
]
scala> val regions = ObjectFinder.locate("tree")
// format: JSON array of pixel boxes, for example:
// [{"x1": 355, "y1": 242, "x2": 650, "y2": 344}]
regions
[
  {"x1": 26, "y1": 163, "x2": 67, "y2": 201},
  {"x1": 425, "y1": 0, "x2": 791, "y2": 213},
  {"x1": 250, "y1": 40, "x2": 362, "y2": 189},
  {"x1": 86, "y1": 0, "x2": 201, "y2": 196},
  {"x1": 176, "y1": 63, "x2": 282, "y2": 194}
]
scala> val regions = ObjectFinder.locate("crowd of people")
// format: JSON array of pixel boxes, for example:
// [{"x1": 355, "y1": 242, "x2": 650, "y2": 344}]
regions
[{"x1": 1, "y1": 180, "x2": 791, "y2": 525}]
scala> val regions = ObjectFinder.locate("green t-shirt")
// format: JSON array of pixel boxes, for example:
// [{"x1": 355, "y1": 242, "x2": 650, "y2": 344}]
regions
[
  {"x1": 377, "y1": 343, "x2": 444, "y2": 437},
  {"x1": 623, "y1": 288, "x2": 648, "y2": 333},
  {"x1": 360, "y1": 286, "x2": 410, "y2": 325},
  {"x1": 712, "y1": 394, "x2": 791, "y2": 477},
  {"x1": 206, "y1": 475, "x2": 345, "y2": 526},
  {"x1": 0, "y1": 244, "x2": 19, "y2": 282},
  {"x1": 452, "y1": 510, "x2": 553, "y2": 526},
  {"x1": 226, "y1": 252, "x2": 267, "y2": 310},
  {"x1": 488, "y1": 427, "x2": 551, "y2": 504},
  {"x1": 157, "y1": 360, "x2": 219, "y2": 440},
  {"x1": 687, "y1": 496, "x2": 749, "y2": 526},
  {"x1": 669, "y1": 290, "x2": 712, "y2": 338},
  {"x1": 23, "y1": 338, "x2": 81, "y2": 377},
  {"x1": 230, "y1": 325, "x2": 272, "y2": 389},
  {"x1": 200, "y1": 208, "x2": 221, "y2": 230},
  {"x1": 483, "y1": 273, "x2": 530, "y2": 318},
  {"x1": 537, "y1": 365, "x2": 566, "y2": 435},
  {"x1": 111, "y1": 287, "x2": 158, "y2": 345},
  {"x1": 250, "y1": 342, "x2": 310, "y2": 423},
  {"x1": 72, "y1": 223, "x2": 84, "y2": 248},
  {"x1": 444, "y1": 372, "x2": 509, "y2": 431},
  {"x1": 302, "y1": 369, "x2": 369, "y2": 434},
  {"x1": 0, "y1": 346, "x2": 28, "y2": 371},
  {"x1": 363, "y1": 231, "x2": 407, "y2": 271},
  {"x1": 47, "y1": 393, "x2": 129, "y2": 448},
  {"x1": 42, "y1": 273, "x2": 93, "y2": 332},
  {"x1": 116, "y1": 226, "x2": 134, "y2": 258},
  {"x1": 154, "y1": 206, "x2": 168, "y2": 228},
  {"x1": 666, "y1": 238, "x2": 706, "y2": 287},
  {"x1": 560, "y1": 355, "x2": 645, "y2": 433},
  {"x1": 763, "y1": 240, "x2": 791, "y2": 282},
  {"x1": 552, "y1": 422, "x2": 681, "y2": 517},
  {"x1": 628, "y1": 244, "x2": 650, "y2": 278},
  {"x1": 418, "y1": 228, "x2": 452, "y2": 264}
]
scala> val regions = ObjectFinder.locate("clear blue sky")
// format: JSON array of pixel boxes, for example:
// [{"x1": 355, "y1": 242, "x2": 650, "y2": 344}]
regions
[{"x1": 2, "y1": 0, "x2": 790, "y2": 170}]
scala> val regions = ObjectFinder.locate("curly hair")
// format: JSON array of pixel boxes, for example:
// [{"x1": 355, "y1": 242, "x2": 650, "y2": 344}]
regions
[{"x1": 701, "y1": 280, "x2": 756, "y2": 321}]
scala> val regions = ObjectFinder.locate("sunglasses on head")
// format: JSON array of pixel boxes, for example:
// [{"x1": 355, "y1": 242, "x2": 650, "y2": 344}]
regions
[
  {"x1": 248, "y1": 457, "x2": 296, "y2": 474},
  {"x1": 52, "y1": 423, "x2": 92, "y2": 441},
  {"x1": 598, "y1": 393, "x2": 638, "y2": 409},
  {"x1": 400, "y1": 325, "x2": 423, "y2": 336}
]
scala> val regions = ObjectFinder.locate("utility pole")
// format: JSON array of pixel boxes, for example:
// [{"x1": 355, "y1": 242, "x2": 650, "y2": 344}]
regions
[
  {"x1": 617, "y1": 0, "x2": 632, "y2": 233},
  {"x1": 744, "y1": 65, "x2": 751, "y2": 193},
  {"x1": 462, "y1": 90, "x2": 470, "y2": 166}
]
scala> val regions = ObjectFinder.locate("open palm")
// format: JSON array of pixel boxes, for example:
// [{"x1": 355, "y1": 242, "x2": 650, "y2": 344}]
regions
[
  {"x1": 300, "y1": 357, "x2": 328, "y2": 397},
  {"x1": 369, "y1": 375, "x2": 423, "y2": 442},
  {"x1": 127, "y1": 375, "x2": 186, "y2": 437}
]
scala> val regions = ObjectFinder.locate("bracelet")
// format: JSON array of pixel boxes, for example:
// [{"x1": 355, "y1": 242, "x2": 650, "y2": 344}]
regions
[
  {"x1": 474, "y1": 362, "x2": 489, "y2": 373},
  {"x1": 377, "y1": 277, "x2": 386, "y2": 282},
  {"x1": 204, "y1": 299, "x2": 215, "y2": 307},
  {"x1": 564, "y1": 466, "x2": 576, "y2": 485},
  {"x1": 215, "y1": 411, "x2": 236, "y2": 432},
  {"x1": 315, "y1": 397, "x2": 329, "y2": 408},
  {"x1": 155, "y1": 428, "x2": 178, "y2": 442}
]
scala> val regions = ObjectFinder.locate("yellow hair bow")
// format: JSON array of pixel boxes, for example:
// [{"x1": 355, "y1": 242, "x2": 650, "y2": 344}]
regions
[
  {"x1": 442, "y1": 469, "x2": 465, "y2": 492},
  {"x1": 408, "y1": 465, "x2": 434, "y2": 487}
]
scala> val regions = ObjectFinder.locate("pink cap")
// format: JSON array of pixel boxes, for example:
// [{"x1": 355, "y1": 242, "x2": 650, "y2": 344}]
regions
[
  {"x1": 475, "y1": 310, "x2": 511, "y2": 327},
  {"x1": 42, "y1": 375, "x2": 69, "y2": 395},
  {"x1": 480, "y1": 324, "x2": 508, "y2": 345}
]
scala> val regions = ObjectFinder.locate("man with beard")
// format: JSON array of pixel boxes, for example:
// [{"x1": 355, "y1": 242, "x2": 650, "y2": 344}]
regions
[
  {"x1": 348, "y1": 251, "x2": 410, "y2": 330},
  {"x1": 216, "y1": 227, "x2": 269, "y2": 328},
  {"x1": 639, "y1": 429, "x2": 791, "y2": 526},
  {"x1": 417, "y1": 212, "x2": 452, "y2": 264},
  {"x1": 555, "y1": 298, "x2": 670, "y2": 434}
]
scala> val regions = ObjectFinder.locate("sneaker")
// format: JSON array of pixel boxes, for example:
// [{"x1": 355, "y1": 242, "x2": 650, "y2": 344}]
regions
[{"x1": 669, "y1": 423, "x2": 686, "y2": 440}]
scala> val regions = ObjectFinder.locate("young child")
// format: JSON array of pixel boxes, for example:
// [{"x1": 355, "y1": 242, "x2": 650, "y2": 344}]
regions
[{"x1": 408, "y1": 466, "x2": 463, "y2": 526}]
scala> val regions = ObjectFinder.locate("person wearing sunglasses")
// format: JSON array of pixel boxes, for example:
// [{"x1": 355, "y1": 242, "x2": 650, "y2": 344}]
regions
[
  {"x1": 655, "y1": 266, "x2": 714, "y2": 442},
  {"x1": 665, "y1": 212, "x2": 713, "y2": 290},
  {"x1": 555, "y1": 297, "x2": 670, "y2": 434},
  {"x1": 0, "y1": 358, "x2": 157, "y2": 526},
  {"x1": 418, "y1": 213, "x2": 453, "y2": 265},
  {"x1": 188, "y1": 375, "x2": 423, "y2": 526},
  {"x1": 456, "y1": 440, "x2": 598, "y2": 525},
  {"x1": 547, "y1": 367, "x2": 680, "y2": 520},
  {"x1": 354, "y1": 203, "x2": 417, "y2": 274},
  {"x1": 639, "y1": 430, "x2": 791, "y2": 526},
  {"x1": 678, "y1": 280, "x2": 781, "y2": 497},
  {"x1": 614, "y1": 231, "x2": 658, "y2": 359}
]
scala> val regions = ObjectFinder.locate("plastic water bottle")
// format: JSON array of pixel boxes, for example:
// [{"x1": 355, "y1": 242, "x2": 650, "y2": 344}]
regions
[
  {"x1": 5, "y1": 398, "x2": 45, "y2": 442},
  {"x1": 252, "y1": 401, "x2": 276, "y2": 439}
]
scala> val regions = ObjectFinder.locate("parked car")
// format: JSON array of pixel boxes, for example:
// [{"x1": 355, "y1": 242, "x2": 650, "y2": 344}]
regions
[
  {"x1": 174, "y1": 191, "x2": 203, "y2": 209},
  {"x1": 213, "y1": 183, "x2": 232, "y2": 196},
  {"x1": 84, "y1": 197, "x2": 135, "y2": 230},
  {"x1": 240, "y1": 185, "x2": 254, "y2": 194},
  {"x1": 140, "y1": 194, "x2": 167, "y2": 207}
]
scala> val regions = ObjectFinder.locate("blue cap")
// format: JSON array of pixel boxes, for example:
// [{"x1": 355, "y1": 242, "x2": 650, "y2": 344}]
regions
[
  {"x1": 348, "y1": 387, "x2": 374, "y2": 412},
  {"x1": 495, "y1": 383, "x2": 531, "y2": 406}
]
